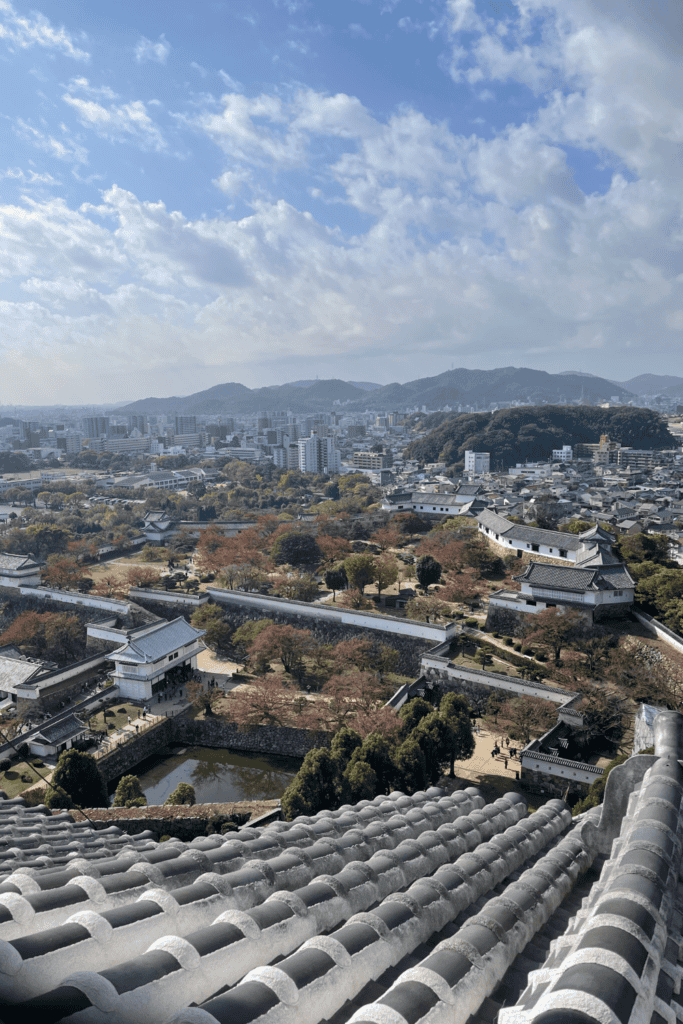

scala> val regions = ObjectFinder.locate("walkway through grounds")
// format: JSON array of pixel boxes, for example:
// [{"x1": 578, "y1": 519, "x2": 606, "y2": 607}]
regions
[{"x1": 451, "y1": 720, "x2": 524, "y2": 782}]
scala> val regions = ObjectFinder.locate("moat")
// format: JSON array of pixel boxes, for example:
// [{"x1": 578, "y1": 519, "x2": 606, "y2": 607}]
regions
[{"x1": 123, "y1": 744, "x2": 301, "y2": 805}]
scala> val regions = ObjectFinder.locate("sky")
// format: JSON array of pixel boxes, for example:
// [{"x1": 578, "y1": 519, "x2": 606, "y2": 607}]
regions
[{"x1": 1, "y1": 0, "x2": 682, "y2": 404}]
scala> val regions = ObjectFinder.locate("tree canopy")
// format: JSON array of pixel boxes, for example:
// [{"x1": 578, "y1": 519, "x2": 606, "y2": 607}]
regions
[
  {"x1": 270, "y1": 530, "x2": 322, "y2": 568},
  {"x1": 46, "y1": 749, "x2": 108, "y2": 809},
  {"x1": 113, "y1": 775, "x2": 147, "y2": 808},
  {"x1": 404, "y1": 405, "x2": 677, "y2": 470}
]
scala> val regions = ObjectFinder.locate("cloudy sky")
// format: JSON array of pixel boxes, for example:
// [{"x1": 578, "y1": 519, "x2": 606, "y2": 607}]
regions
[{"x1": 0, "y1": 0, "x2": 681, "y2": 404}]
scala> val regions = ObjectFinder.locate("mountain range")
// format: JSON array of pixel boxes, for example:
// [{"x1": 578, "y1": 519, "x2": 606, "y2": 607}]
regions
[
  {"x1": 618, "y1": 374, "x2": 683, "y2": 397},
  {"x1": 116, "y1": 366, "x2": 636, "y2": 417}
]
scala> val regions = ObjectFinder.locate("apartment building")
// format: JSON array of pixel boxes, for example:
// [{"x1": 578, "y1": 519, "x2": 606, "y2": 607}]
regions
[
  {"x1": 297, "y1": 434, "x2": 341, "y2": 474},
  {"x1": 174, "y1": 415, "x2": 196, "y2": 435},
  {"x1": 464, "y1": 450, "x2": 490, "y2": 473},
  {"x1": 352, "y1": 451, "x2": 393, "y2": 471}
]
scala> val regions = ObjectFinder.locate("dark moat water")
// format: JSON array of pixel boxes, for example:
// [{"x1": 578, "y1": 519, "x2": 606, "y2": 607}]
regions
[{"x1": 127, "y1": 745, "x2": 301, "y2": 805}]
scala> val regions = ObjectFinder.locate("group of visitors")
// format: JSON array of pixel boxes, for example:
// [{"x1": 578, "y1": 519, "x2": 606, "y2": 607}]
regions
[{"x1": 490, "y1": 736, "x2": 519, "y2": 770}]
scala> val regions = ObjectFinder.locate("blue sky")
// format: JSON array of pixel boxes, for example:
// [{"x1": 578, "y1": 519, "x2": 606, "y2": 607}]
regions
[{"x1": 1, "y1": 0, "x2": 682, "y2": 403}]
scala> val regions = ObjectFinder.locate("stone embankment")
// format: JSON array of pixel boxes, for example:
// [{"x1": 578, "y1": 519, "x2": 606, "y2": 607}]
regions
[
  {"x1": 69, "y1": 800, "x2": 280, "y2": 841},
  {"x1": 90, "y1": 713, "x2": 326, "y2": 785}
]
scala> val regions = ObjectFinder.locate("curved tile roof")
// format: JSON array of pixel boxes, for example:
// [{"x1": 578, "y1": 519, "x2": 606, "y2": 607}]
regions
[
  {"x1": 1, "y1": 711, "x2": 682, "y2": 1024},
  {"x1": 110, "y1": 617, "x2": 205, "y2": 664}
]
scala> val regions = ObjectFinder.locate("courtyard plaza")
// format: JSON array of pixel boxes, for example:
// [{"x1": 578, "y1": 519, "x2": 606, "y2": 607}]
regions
[{"x1": 451, "y1": 719, "x2": 524, "y2": 781}]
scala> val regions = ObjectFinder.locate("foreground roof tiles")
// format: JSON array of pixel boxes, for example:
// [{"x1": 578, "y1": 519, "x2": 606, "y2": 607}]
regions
[{"x1": 1, "y1": 711, "x2": 683, "y2": 1023}]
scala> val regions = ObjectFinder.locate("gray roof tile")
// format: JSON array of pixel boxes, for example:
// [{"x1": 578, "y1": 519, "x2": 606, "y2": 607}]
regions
[
  {"x1": 515, "y1": 561, "x2": 634, "y2": 592},
  {"x1": 0, "y1": 656, "x2": 42, "y2": 690},
  {"x1": 0, "y1": 554, "x2": 40, "y2": 572},
  {"x1": 111, "y1": 617, "x2": 205, "y2": 664}
]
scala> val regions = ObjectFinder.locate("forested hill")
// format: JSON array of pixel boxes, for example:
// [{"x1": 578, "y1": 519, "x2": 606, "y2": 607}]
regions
[{"x1": 403, "y1": 406, "x2": 678, "y2": 470}]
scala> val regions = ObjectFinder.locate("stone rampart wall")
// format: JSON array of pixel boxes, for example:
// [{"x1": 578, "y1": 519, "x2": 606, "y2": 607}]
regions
[
  {"x1": 632, "y1": 608, "x2": 683, "y2": 655},
  {"x1": 480, "y1": 534, "x2": 570, "y2": 567},
  {"x1": 421, "y1": 658, "x2": 576, "y2": 708},
  {"x1": 172, "y1": 716, "x2": 328, "y2": 758},
  {"x1": 95, "y1": 714, "x2": 321, "y2": 785},
  {"x1": 96, "y1": 718, "x2": 174, "y2": 783},
  {"x1": 128, "y1": 588, "x2": 209, "y2": 608},
  {"x1": 18, "y1": 586, "x2": 130, "y2": 614},
  {"x1": 208, "y1": 588, "x2": 456, "y2": 642},
  {"x1": 214, "y1": 603, "x2": 431, "y2": 676}
]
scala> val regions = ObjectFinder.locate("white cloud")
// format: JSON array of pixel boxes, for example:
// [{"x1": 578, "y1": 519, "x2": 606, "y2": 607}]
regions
[
  {"x1": 214, "y1": 169, "x2": 250, "y2": 195},
  {"x1": 134, "y1": 34, "x2": 170, "y2": 64},
  {"x1": 218, "y1": 69, "x2": 243, "y2": 91},
  {"x1": 190, "y1": 61, "x2": 207, "y2": 77},
  {"x1": 348, "y1": 24, "x2": 370, "y2": 40},
  {"x1": 0, "y1": 0, "x2": 89, "y2": 61},
  {"x1": 62, "y1": 87, "x2": 166, "y2": 151},
  {"x1": 4, "y1": 3, "x2": 683, "y2": 401},
  {"x1": 15, "y1": 119, "x2": 88, "y2": 164},
  {"x1": 0, "y1": 166, "x2": 57, "y2": 185},
  {"x1": 66, "y1": 77, "x2": 118, "y2": 100}
]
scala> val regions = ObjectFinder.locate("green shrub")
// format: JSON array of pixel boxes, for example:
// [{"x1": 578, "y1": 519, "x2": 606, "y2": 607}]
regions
[
  {"x1": 522, "y1": 647, "x2": 534, "y2": 656},
  {"x1": 32, "y1": 760, "x2": 44, "y2": 767},
  {"x1": 113, "y1": 775, "x2": 147, "y2": 808},
  {"x1": 465, "y1": 618, "x2": 479, "y2": 627},
  {"x1": 16, "y1": 743, "x2": 28, "y2": 759},
  {"x1": 572, "y1": 752, "x2": 629, "y2": 815},
  {"x1": 535, "y1": 652, "x2": 547, "y2": 661},
  {"x1": 0, "y1": 758, "x2": 11, "y2": 772},
  {"x1": 165, "y1": 783, "x2": 195, "y2": 806},
  {"x1": 504, "y1": 638, "x2": 513, "y2": 646},
  {"x1": 22, "y1": 787, "x2": 48, "y2": 807},
  {"x1": 514, "y1": 643, "x2": 522, "y2": 652}
]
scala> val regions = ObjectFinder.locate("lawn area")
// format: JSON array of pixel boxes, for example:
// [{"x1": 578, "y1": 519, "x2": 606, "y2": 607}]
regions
[
  {"x1": 85, "y1": 700, "x2": 148, "y2": 735},
  {"x1": 0, "y1": 762, "x2": 49, "y2": 799}
]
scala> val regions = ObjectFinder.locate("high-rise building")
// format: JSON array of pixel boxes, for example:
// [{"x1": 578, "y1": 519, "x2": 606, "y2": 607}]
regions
[
  {"x1": 82, "y1": 416, "x2": 109, "y2": 438},
  {"x1": 128, "y1": 415, "x2": 148, "y2": 434},
  {"x1": 297, "y1": 434, "x2": 341, "y2": 474},
  {"x1": 175, "y1": 415, "x2": 196, "y2": 436}
]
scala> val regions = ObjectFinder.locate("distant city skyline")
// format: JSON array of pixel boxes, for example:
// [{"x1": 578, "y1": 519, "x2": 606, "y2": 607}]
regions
[{"x1": 0, "y1": 1, "x2": 682, "y2": 403}]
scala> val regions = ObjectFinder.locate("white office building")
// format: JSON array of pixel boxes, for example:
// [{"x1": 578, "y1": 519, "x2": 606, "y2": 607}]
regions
[
  {"x1": 464, "y1": 450, "x2": 490, "y2": 474},
  {"x1": 297, "y1": 434, "x2": 341, "y2": 475},
  {"x1": 552, "y1": 445, "x2": 573, "y2": 462}
]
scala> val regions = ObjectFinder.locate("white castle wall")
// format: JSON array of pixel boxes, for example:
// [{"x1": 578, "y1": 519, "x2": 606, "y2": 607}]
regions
[{"x1": 207, "y1": 588, "x2": 457, "y2": 643}]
